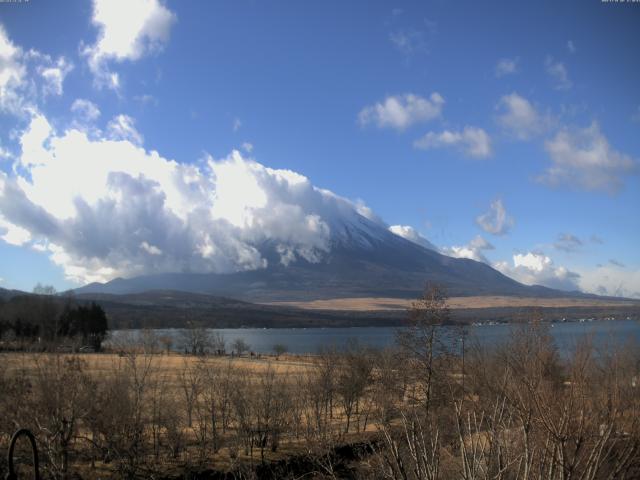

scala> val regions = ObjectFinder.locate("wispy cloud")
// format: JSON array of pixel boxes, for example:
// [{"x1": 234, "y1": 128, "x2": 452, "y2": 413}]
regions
[
  {"x1": 414, "y1": 126, "x2": 492, "y2": 158},
  {"x1": 578, "y1": 264, "x2": 640, "y2": 299},
  {"x1": 389, "y1": 28, "x2": 427, "y2": 57},
  {"x1": 36, "y1": 56, "x2": 73, "y2": 97},
  {"x1": 540, "y1": 122, "x2": 637, "y2": 193},
  {"x1": 0, "y1": 26, "x2": 71, "y2": 114},
  {"x1": 496, "y1": 93, "x2": 552, "y2": 140},
  {"x1": 133, "y1": 94, "x2": 158, "y2": 106},
  {"x1": 106, "y1": 114, "x2": 144, "y2": 145},
  {"x1": 0, "y1": 145, "x2": 13, "y2": 162},
  {"x1": 476, "y1": 199, "x2": 514, "y2": 236},
  {"x1": 545, "y1": 56, "x2": 572, "y2": 90},
  {"x1": 71, "y1": 99, "x2": 101, "y2": 122},
  {"x1": 554, "y1": 233, "x2": 582, "y2": 252},
  {"x1": 495, "y1": 57, "x2": 519, "y2": 77}
]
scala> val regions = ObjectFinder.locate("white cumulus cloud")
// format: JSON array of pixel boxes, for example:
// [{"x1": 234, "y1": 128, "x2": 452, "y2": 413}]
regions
[
  {"x1": 82, "y1": 0, "x2": 177, "y2": 89},
  {"x1": 358, "y1": 93, "x2": 444, "y2": 130},
  {"x1": 388, "y1": 225, "x2": 437, "y2": 251},
  {"x1": 443, "y1": 235, "x2": 495, "y2": 264},
  {"x1": 413, "y1": 126, "x2": 492, "y2": 158},
  {"x1": 494, "y1": 252, "x2": 581, "y2": 291}
]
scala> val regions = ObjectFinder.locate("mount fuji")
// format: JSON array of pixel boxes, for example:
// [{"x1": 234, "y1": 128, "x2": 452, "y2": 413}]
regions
[{"x1": 74, "y1": 210, "x2": 577, "y2": 302}]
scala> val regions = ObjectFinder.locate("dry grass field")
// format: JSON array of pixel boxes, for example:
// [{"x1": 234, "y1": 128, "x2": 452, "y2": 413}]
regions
[
  {"x1": 1, "y1": 351, "x2": 317, "y2": 379},
  {"x1": 1, "y1": 348, "x2": 395, "y2": 479},
  {"x1": 265, "y1": 295, "x2": 640, "y2": 311}
]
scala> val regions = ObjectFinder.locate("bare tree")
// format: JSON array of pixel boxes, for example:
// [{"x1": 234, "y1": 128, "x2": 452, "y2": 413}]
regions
[
  {"x1": 178, "y1": 360, "x2": 202, "y2": 428},
  {"x1": 84, "y1": 352, "x2": 155, "y2": 479},
  {"x1": 180, "y1": 324, "x2": 211, "y2": 356},
  {"x1": 252, "y1": 366, "x2": 292, "y2": 462},
  {"x1": 33, "y1": 283, "x2": 57, "y2": 296},
  {"x1": 140, "y1": 329, "x2": 159, "y2": 354},
  {"x1": 335, "y1": 343, "x2": 372, "y2": 433},
  {"x1": 158, "y1": 335, "x2": 173, "y2": 354},
  {"x1": 397, "y1": 282, "x2": 450, "y2": 413},
  {"x1": 30, "y1": 355, "x2": 93, "y2": 478},
  {"x1": 372, "y1": 284, "x2": 450, "y2": 480},
  {"x1": 211, "y1": 331, "x2": 226, "y2": 355},
  {"x1": 231, "y1": 338, "x2": 250, "y2": 357},
  {"x1": 273, "y1": 343, "x2": 288, "y2": 359}
]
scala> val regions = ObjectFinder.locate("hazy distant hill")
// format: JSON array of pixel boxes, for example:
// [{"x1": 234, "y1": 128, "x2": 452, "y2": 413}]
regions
[{"x1": 0, "y1": 287, "x2": 26, "y2": 302}]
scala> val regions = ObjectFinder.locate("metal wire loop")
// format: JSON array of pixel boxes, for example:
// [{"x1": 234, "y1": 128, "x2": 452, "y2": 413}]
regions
[{"x1": 5, "y1": 429, "x2": 39, "y2": 480}]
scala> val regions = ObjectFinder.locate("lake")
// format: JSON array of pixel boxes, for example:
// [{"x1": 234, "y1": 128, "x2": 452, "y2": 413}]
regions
[{"x1": 109, "y1": 318, "x2": 640, "y2": 355}]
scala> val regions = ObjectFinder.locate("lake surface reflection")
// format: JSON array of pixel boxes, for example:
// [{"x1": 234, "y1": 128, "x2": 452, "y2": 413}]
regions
[{"x1": 109, "y1": 319, "x2": 640, "y2": 355}]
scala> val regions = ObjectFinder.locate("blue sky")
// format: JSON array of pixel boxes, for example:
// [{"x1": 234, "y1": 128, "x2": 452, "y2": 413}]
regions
[{"x1": 0, "y1": 0, "x2": 639, "y2": 297}]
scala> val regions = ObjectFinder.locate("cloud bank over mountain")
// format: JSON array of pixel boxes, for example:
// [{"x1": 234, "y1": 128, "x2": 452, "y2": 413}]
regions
[
  {"x1": 0, "y1": 112, "x2": 384, "y2": 284},
  {"x1": 388, "y1": 225, "x2": 437, "y2": 251}
]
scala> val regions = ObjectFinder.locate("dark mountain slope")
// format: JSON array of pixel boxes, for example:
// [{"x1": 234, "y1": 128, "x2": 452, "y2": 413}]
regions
[{"x1": 74, "y1": 213, "x2": 592, "y2": 302}]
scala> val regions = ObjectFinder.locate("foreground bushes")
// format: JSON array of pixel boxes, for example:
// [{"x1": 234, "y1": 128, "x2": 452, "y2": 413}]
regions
[
  {"x1": 373, "y1": 326, "x2": 640, "y2": 480},
  {"x1": 0, "y1": 323, "x2": 638, "y2": 479}
]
